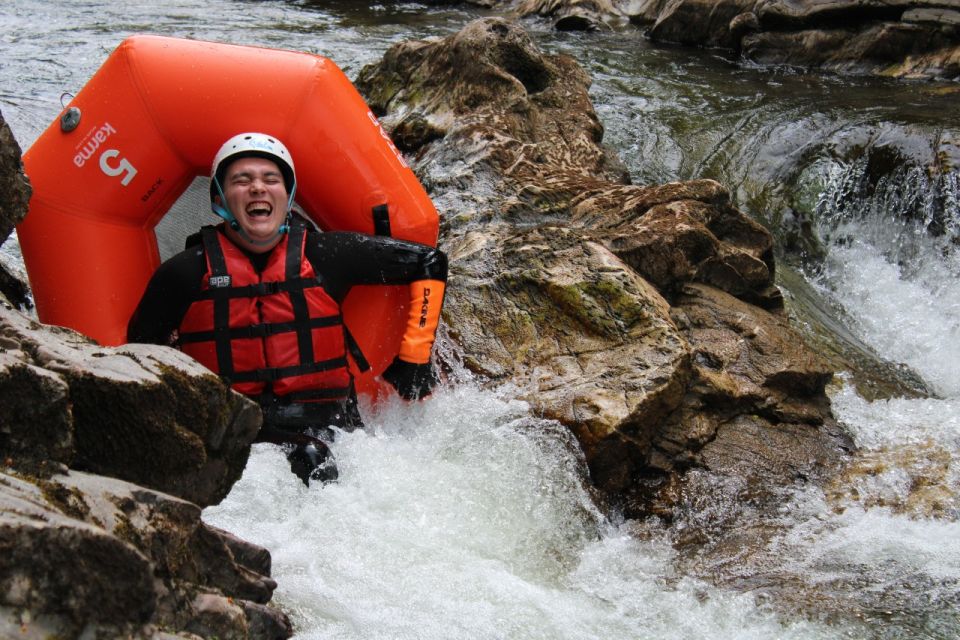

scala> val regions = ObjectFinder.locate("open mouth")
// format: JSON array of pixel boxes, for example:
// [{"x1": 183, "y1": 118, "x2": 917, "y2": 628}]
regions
[{"x1": 246, "y1": 201, "x2": 273, "y2": 218}]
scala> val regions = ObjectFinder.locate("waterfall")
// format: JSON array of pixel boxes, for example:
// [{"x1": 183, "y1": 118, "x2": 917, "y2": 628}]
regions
[{"x1": 808, "y1": 156, "x2": 960, "y2": 397}]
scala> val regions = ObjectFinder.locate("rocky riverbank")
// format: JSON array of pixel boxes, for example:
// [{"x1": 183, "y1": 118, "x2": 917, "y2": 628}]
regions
[{"x1": 356, "y1": 15, "x2": 854, "y2": 532}]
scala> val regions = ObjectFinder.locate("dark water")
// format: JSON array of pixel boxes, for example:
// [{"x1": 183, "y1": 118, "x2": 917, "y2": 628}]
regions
[{"x1": 3, "y1": 2, "x2": 960, "y2": 638}]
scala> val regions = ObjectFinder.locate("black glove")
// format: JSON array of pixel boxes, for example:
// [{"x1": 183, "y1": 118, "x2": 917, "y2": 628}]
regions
[
  {"x1": 381, "y1": 356, "x2": 438, "y2": 400},
  {"x1": 287, "y1": 441, "x2": 338, "y2": 486}
]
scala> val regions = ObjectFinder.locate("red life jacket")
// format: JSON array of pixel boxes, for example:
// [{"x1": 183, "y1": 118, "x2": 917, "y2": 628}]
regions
[{"x1": 178, "y1": 225, "x2": 352, "y2": 402}]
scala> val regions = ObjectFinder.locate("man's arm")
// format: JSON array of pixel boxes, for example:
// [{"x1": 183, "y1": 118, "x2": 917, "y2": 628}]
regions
[
  {"x1": 306, "y1": 231, "x2": 448, "y2": 399},
  {"x1": 127, "y1": 247, "x2": 205, "y2": 345},
  {"x1": 305, "y1": 231, "x2": 446, "y2": 295}
]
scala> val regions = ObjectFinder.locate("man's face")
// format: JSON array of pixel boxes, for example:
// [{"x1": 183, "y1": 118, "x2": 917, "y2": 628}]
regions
[{"x1": 220, "y1": 156, "x2": 288, "y2": 253}]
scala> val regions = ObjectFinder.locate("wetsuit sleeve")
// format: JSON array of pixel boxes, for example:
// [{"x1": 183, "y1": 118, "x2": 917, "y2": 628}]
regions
[
  {"x1": 305, "y1": 231, "x2": 448, "y2": 363},
  {"x1": 126, "y1": 247, "x2": 206, "y2": 345},
  {"x1": 305, "y1": 231, "x2": 446, "y2": 292}
]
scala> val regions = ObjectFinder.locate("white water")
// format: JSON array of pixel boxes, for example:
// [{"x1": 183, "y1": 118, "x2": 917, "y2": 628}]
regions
[
  {"x1": 205, "y1": 384, "x2": 838, "y2": 639},
  {"x1": 761, "y1": 160, "x2": 960, "y2": 635},
  {"x1": 813, "y1": 160, "x2": 960, "y2": 398}
]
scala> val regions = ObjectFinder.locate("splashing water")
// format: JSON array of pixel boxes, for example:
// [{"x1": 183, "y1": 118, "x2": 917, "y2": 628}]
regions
[
  {"x1": 205, "y1": 383, "x2": 844, "y2": 639},
  {"x1": 810, "y1": 158, "x2": 960, "y2": 397},
  {"x1": 757, "y1": 154, "x2": 960, "y2": 638}
]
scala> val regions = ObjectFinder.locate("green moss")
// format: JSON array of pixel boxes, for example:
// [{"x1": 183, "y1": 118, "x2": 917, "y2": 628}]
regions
[
  {"x1": 542, "y1": 277, "x2": 649, "y2": 340},
  {"x1": 67, "y1": 372, "x2": 207, "y2": 488},
  {"x1": 156, "y1": 364, "x2": 231, "y2": 441},
  {"x1": 38, "y1": 480, "x2": 92, "y2": 522}
]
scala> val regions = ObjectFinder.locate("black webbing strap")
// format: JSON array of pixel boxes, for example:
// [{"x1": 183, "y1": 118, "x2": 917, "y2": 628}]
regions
[
  {"x1": 227, "y1": 356, "x2": 350, "y2": 384},
  {"x1": 178, "y1": 314, "x2": 342, "y2": 344},
  {"x1": 373, "y1": 203, "x2": 391, "y2": 237},
  {"x1": 193, "y1": 277, "x2": 323, "y2": 300},
  {"x1": 200, "y1": 227, "x2": 235, "y2": 380},
  {"x1": 342, "y1": 324, "x2": 371, "y2": 373},
  {"x1": 285, "y1": 224, "x2": 316, "y2": 367},
  {"x1": 280, "y1": 386, "x2": 353, "y2": 402}
]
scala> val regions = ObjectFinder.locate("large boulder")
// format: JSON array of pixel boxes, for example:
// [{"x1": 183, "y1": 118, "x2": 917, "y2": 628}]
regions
[
  {"x1": 440, "y1": 0, "x2": 960, "y2": 78},
  {"x1": 513, "y1": 0, "x2": 629, "y2": 30},
  {"x1": 357, "y1": 17, "x2": 853, "y2": 509},
  {"x1": 0, "y1": 112, "x2": 30, "y2": 245},
  {"x1": 0, "y1": 111, "x2": 32, "y2": 308},
  {"x1": 0, "y1": 469, "x2": 290, "y2": 639},
  {"x1": 0, "y1": 299, "x2": 261, "y2": 508},
  {"x1": 445, "y1": 223, "x2": 691, "y2": 489}
]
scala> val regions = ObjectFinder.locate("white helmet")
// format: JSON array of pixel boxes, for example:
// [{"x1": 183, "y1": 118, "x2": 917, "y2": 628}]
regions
[{"x1": 209, "y1": 132, "x2": 296, "y2": 201}]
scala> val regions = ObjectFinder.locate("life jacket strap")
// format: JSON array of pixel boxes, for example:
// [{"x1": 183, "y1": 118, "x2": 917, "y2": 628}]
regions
[
  {"x1": 178, "y1": 315, "x2": 343, "y2": 344},
  {"x1": 342, "y1": 324, "x2": 371, "y2": 373},
  {"x1": 200, "y1": 226, "x2": 237, "y2": 380},
  {"x1": 196, "y1": 275, "x2": 325, "y2": 300},
  {"x1": 373, "y1": 203, "x2": 391, "y2": 237},
  {"x1": 228, "y1": 356, "x2": 350, "y2": 384}
]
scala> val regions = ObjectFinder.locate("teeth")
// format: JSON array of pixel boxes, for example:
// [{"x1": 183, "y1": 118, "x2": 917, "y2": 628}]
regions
[{"x1": 246, "y1": 202, "x2": 272, "y2": 216}]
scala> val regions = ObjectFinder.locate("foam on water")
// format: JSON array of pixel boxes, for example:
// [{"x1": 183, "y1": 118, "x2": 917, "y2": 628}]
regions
[
  {"x1": 204, "y1": 384, "x2": 840, "y2": 639},
  {"x1": 817, "y1": 237, "x2": 960, "y2": 399},
  {"x1": 811, "y1": 161, "x2": 960, "y2": 398},
  {"x1": 751, "y1": 159, "x2": 960, "y2": 636}
]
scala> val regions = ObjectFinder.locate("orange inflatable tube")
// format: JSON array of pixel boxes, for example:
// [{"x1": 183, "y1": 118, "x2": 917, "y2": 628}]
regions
[{"x1": 17, "y1": 35, "x2": 439, "y2": 396}]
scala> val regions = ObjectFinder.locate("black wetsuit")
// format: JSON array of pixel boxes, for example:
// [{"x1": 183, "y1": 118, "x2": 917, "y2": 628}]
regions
[{"x1": 127, "y1": 224, "x2": 447, "y2": 482}]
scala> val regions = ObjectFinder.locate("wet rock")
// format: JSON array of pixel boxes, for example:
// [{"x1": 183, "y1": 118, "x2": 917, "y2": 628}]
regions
[
  {"x1": 514, "y1": 0, "x2": 628, "y2": 30},
  {"x1": 572, "y1": 180, "x2": 782, "y2": 308},
  {"x1": 624, "y1": 0, "x2": 960, "y2": 79},
  {"x1": 0, "y1": 468, "x2": 289, "y2": 639},
  {"x1": 358, "y1": 17, "x2": 851, "y2": 502},
  {"x1": 445, "y1": 223, "x2": 690, "y2": 489},
  {"x1": 755, "y1": 0, "x2": 920, "y2": 29},
  {"x1": 356, "y1": 16, "x2": 629, "y2": 199},
  {"x1": 825, "y1": 441, "x2": 959, "y2": 518},
  {"x1": 741, "y1": 20, "x2": 960, "y2": 79},
  {"x1": 469, "y1": 0, "x2": 960, "y2": 78},
  {"x1": 0, "y1": 110, "x2": 33, "y2": 309},
  {"x1": 0, "y1": 107, "x2": 283, "y2": 637},
  {"x1": 639, "y1": 283, "x2": 851, "y2": 513},
  {"x1": 0, "y1": 473, "x2": 156, "y2": 628},
  {"x1": 0, "y1": 111, "x2": 30, "y2": 246},
  {"x1": 648, "y1": 0, "x2": 756, "y2": 48},
  {"x1": 0, "y1": 300, "x2": 261, "y2": 507},
  {"x1": 777, "y1": 266, "x2": 934, "y2": 401}
]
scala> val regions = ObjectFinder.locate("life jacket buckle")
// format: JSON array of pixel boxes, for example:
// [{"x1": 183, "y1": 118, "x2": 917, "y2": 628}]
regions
[{"x1": 261, "y1": 281, "x2": 283, "y2": 295}]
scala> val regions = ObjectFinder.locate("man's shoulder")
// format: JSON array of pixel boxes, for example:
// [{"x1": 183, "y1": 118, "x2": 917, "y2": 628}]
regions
[{"x1": 154, "y1": 242, "x2": 206, "y2": 284}]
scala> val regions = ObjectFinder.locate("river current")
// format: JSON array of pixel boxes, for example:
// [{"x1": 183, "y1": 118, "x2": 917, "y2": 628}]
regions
[{"x1": 2, "y1": 1, "x2": 959, "y2": 638}]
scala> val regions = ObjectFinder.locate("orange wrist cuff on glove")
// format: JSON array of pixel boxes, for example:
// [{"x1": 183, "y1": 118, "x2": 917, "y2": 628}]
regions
[{"x1": 398, "y1": 279, "x2": 446, "y2": 364}]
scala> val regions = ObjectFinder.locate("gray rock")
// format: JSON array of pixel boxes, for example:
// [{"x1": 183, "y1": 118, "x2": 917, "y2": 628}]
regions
[
  {"x1": 0, "y1": 110, "x2": 33, "y2": 309},
  {"x1": 0, "y1": 468, "x2": 289, "y2": 638},
  {"x1": 0, "y1": 111, "x2": 30, "y2": 247},
  {"x1": 903, "y1": 7, "x2": 960, "y2": 25},
  {"x1": 0, "y1": 100, "x2": 282, "y2": 639},
  {"x1": 514, "y1": 0, "x2": 629, "y2": 30},
  {"x1": 626, "y1": 0, "x2": 960, "y2": 79},
  {"x1": 0, "y1": 299, "x2": 261, "y2": 507}
]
